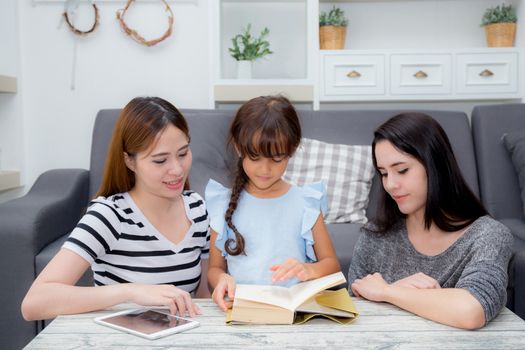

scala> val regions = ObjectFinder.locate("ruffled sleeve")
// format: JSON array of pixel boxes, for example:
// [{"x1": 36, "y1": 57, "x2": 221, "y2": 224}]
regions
[
  {"x1": 204, "y1": 179, "x2": 231, "y2": 257},
  {"x1": 300, "y1": 181, "x2": 328, "y2": 263}
]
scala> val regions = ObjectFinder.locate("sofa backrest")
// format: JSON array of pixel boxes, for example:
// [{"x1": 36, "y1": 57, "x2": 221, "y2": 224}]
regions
[
  {"x1": 472, "y1": 104, "x2": 525, "y2": 220},
  {"x1": 89, "y1": 108, "x2": 479, "y2": 215},
  {"x1": 89, "y1": 109, "x2": 237, "y2": 199},
  {"x1": 88, "y1": 108, "x2": 478, "y2": 278},
  {"x1": 298, "y1": 110, "x2": 479, "y2": 217},
  {"x1": 89, "y1": 109, "x2": 120, "y2": 198}
]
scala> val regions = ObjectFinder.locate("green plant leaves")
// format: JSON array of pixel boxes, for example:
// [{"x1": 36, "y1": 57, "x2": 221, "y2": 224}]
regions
[
  {"x1": 229, "y1": 24, "x2": 273, "y2": 61},
  {"x1": 481, "y1": 4, "x2": 517, "y2": 26},
  {"x1": 319, "y1": 6, "x2": 348, "y2": 27}
]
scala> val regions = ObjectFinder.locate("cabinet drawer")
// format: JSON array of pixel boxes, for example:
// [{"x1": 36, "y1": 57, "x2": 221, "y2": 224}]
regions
[
  {"x1": 323, "y1": 54, "x2": 385, "y2": 96},
  {"x1": 390, "y1": 54, "x2": 452, "y2": 95},
  {"x1": 456, "y1": 53, "x2": 518, "y2": 94}
]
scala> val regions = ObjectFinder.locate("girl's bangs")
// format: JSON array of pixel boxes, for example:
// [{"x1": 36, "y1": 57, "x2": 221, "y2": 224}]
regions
[{"x1": 240, "y1": 129, "x2": 293, "y2": 159}]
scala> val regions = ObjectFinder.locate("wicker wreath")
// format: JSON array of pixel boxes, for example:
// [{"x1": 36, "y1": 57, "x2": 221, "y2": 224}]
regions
[
  {"x1": 116, "y1": 0, "x2": 174, "y2": 47},
  {"x1": 63, "y1": 0, "x2": 100, "y2": 37}
]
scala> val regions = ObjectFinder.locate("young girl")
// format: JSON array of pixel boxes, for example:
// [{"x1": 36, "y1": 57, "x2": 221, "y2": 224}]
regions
[
  {"x1": 22, "y1": 97, "x2": 210, "y2": 321},
  {"x1": 348, "y1": 112, "x2": 513, "y2": 329},
  {"x1": 206, "y1": 95, "x2": 340, "y2": 311}
]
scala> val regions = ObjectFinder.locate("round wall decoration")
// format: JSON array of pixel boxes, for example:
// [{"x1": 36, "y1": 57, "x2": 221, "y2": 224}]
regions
[
  {"x1": 116, "y1": 0, "x2": 174, "y2": 47},
  {"x1": 63, "y1": 0, "x2": 100, "y2": 37}
]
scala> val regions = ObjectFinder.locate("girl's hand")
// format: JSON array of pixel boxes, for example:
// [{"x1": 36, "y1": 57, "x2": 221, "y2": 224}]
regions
[
  {"x1": 350, "y1": 272, "x2": 390, "y2": 302},
  {"x1": 211, "y1": 273, "x2": 236, "y2": 312},
  {"x1": 392, "y1": 272, "x2": 441, "y2": 290},
  {"x1": 126, "y1": 284, "x2": 201, "y2": 317},
  {"x1": 270, "y1": 258, "x2": 312, "y2": 282}
]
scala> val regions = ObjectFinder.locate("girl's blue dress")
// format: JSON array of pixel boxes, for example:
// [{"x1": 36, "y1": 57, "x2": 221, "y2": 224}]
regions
[{"x1": 205, "y1": 179, "x2": 327, "y2": 286}]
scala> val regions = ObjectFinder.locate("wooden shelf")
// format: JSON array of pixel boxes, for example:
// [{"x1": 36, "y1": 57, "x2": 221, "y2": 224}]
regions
[
  {"x1": 0, "y1": 171, "x2": 21, "y2": 192},
  {"x1": 214, "y1": 82, "x2": 314, "y2": 102},
  {"x1": 0, "y1": 75, "x2": 17, "y2": 93}
]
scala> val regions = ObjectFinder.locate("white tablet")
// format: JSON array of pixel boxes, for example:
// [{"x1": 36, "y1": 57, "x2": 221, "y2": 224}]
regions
[{"x1": 94, "y1": 308, "x2": 199, "y2": 340}]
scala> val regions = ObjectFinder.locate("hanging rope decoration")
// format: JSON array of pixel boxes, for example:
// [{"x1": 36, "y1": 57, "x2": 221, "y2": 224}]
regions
[
  {"x1": 63, "y1": 0, "x2": 100, "y2": 37},
  {"x1": 116, "y1": 0, "x2": 174, "y2": 47},
  {"x1": 60, "y1": 0, "x2": 100, "y2": 91}
]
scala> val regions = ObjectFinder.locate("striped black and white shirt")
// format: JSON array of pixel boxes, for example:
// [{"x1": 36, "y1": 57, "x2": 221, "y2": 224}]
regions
[{"x1": 63, "y1": 191, "x2": 210, "y2": 293}]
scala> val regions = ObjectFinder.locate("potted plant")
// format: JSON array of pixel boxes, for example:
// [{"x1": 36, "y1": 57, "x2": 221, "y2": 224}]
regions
[
  {"x1": 481, "y1": 3, "x2": 517, "y2": 47},
  {"x1": 229, "y1": 24, "x2": 273, "y2": 79},
  {"x1": 319, "y1": 6, "x2": 348, "y2": 50}
]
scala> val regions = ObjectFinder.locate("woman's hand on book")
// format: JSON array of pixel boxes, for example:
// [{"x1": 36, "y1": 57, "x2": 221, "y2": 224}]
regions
[
  {"x1": 270, "y1": 258, "x2": 312, "y2": 283},
  {"x1": 212, "y1": 273, "x2": 236, "y2": 311},
  {"x1": 125, "y1": 283, "x2": 201, "y2": 317}
]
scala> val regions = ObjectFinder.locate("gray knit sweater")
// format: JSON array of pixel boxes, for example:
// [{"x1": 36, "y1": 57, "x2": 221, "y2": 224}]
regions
[{"x1": 347, "y1": 215, "x2": 513, "y2": 322}]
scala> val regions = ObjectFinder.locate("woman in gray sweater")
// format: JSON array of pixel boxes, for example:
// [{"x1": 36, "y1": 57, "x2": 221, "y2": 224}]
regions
[{"x1": 348, "y1": 112, "x2": 512, "y2": 330}]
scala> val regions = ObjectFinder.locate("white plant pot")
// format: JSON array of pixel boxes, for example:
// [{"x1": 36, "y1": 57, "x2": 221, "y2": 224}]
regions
[{"x1": 236, "y1": 60, "x2": 252, "y2": 79}]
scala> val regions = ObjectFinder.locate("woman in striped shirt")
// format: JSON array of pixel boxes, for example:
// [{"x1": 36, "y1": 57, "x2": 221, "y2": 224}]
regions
[{"x1": 22, "y1": 97, "x2": 210, "y2": 321}]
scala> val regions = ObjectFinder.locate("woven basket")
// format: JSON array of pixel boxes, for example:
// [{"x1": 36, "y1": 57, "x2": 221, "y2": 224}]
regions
[
  {"x1": 485, "y1": 23, "x2": 516, "y2": 47},
  {"x1": 320, "y1": 26, "x2": 346, "y2": 50}
]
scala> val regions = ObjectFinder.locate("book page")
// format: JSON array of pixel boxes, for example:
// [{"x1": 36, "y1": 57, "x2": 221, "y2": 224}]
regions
[
  {"x1": 288, "y1": 272, "x2": 346, "y2": 309},
  {"x1": 234, "y1": 284, "x2": 293, "y2": 310},
  {"x1": 234, "y1": 271, "x2": 346, "y2": 311},
  {"x1": 297, "y1": 294, "x2": 356, "y2": 318}
]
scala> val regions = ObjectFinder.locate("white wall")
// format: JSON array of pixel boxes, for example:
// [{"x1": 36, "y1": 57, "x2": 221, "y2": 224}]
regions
[
  {"x1": 517, "y1": 0, "x2": 525, "y2": 47},
  {"x1": 319, "y1": 0, "x2": 521, "y2": 49},
  {"x1": 0, "y1": 0, "x2": 25, "y2": 202},
  {"x1": 0, "y1": 0, "x2": 210, "y2": 203},
  {"x1": 220, "y1": 2, "x2": 308, "y2": 79},
  {"x1": 0, "y1": 0, "x2": 523, "y2": 203}
]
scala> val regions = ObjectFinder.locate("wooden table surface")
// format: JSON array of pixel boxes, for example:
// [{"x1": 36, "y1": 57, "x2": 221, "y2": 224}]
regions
[{"x1": 25, "y1": 298, "x2": 525, "y2": 349}]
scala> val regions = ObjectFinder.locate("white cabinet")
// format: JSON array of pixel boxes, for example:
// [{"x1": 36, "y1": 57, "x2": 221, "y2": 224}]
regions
[
  {"x1": 322, "y1": 53, "x2": 385, "y2": 97},
  {"x1": 390, "y1": 54, "x2": 452, "y2": 96},
  {"x1": 211, "y1": 0, "x2": 523, "y2": 107},
  {"x1": 320, "y1": 49, "x2": 521, "y2": 102},
  {"x1": 456, "y1": 52, "x2": 519, "y2": 95}
]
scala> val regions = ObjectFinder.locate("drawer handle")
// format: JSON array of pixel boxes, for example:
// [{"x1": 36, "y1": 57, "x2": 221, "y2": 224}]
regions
[
  {"x1": 414, "y1": 70, "x2": 428, "y2": 79},
  {"x1": 479, "y1": 69, "x2": 494, "y2": 77},
  {"x1": 347, "y1": 70, "x2": 361, "y2": 78}
]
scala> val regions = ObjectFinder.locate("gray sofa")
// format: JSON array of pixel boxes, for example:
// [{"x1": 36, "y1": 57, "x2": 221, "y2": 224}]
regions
[
  {"x1": 471, "y1": 103, "x2": 525, "y2": 324},
  {"x1": 0, "y1": 106, "x2": 520, "y2": 349}
]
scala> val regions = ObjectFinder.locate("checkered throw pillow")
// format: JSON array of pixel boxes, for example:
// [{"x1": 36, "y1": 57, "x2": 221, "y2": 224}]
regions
[{"x1": 283, "y1": 138, "x2": 375, "y2": 224}]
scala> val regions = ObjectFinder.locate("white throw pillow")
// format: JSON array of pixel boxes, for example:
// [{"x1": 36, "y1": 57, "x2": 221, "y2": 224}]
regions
[{"x1": 283, "y1": 138, "x2": 375, "y2": 224}]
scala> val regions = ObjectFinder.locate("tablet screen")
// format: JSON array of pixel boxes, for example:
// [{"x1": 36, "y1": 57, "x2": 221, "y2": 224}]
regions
[{"x1": 102, "y1": 309, "x2": 193, "y2": 335}]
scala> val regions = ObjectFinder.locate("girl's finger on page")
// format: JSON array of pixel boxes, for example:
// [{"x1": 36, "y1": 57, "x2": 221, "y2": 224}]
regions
[
  {"x1": 269, "y1": 264, "x2": 280, "y2": 271},
  {"x1": 281, "y1": 264, "x2": 302, "y2": 281}
]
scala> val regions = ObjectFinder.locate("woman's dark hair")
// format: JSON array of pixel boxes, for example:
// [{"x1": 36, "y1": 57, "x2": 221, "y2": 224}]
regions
[
  {"x1": 225, "y1": 95, "x2": 301, "y2": 256},
  {"x1": 97, "y1": 96, "x2": 190, "y2": 198},
  {"x1": 369, "y1": 112, "x2": 487, "y2": 233}
]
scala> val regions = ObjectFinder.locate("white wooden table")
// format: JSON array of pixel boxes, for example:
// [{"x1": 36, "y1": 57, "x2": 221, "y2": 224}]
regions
[{"x1": 24, "y1": 298, "x2": 525, "y2": 349}]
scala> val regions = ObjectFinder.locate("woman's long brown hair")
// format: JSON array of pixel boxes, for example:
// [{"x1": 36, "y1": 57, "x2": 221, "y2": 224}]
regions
[
  {"x1": 96, "y1": 97, "x2": 190, "y2": 198},
  {"x1": 224, "y1": 95, "x2": 301, "y2": 256}
]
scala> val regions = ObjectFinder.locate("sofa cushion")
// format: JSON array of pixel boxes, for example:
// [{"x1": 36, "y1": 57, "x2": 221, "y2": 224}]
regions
[
  {"x1": 503, "y1": 130, "x2": 525, "y2": 218},
  {"x1": 284, "y1": 138, "x2": 375, "y2": 224}
]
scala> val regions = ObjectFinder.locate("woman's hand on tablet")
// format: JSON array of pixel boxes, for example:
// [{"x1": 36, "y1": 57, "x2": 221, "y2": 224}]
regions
[{"x1": 126, "y1": 284, "x2": 201, "y2": 317}]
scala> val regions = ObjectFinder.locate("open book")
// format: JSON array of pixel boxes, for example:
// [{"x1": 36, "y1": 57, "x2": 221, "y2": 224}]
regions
[{"x1": 227, "y1": 271, "x2": 359, "y2": 324}]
